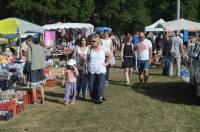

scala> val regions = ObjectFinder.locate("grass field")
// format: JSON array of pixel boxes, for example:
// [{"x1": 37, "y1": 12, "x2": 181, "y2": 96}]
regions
[{"x1": 0, "y1": 56, "x2": 200, "y2": 132}]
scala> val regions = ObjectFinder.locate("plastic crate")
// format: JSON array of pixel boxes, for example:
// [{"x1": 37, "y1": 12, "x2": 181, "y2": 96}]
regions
[
  {"x1": 43, "y1": 69, "x2": 50, "y2": 75},
  {"x1": 44, "y1": 79, "x2": 56, "y2": 88},
  {"x1": 0, "y1": 100, "x2": 16, "y2": 117},
  {"x1": 16, "y1": 104, "x2": 24, "y2": 114},
  {"x1": 23, "y1": 95, "x2": 31, "y2": 105}
]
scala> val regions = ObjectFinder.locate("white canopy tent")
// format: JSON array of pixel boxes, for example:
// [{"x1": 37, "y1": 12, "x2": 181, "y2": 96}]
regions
[
  {"x1": 145, "y1": 19, "x2": 165, "y2": 32},
  {"x1": 43, "y1": 22, "x2": 94, "y2": 35},
  {"x1": 12, "y1": 18, "x2": 45, "y2": 34},
  {"x1": 160, "y1": 18, "x2": 200, "y2": 31}
]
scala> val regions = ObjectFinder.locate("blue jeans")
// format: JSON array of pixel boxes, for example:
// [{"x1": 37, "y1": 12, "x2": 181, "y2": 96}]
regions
[
  {"x1": 106, "y1": 65, "x2": 111, "y2": 81},
  {"x1": 88, "y1": 73, "x2": 106, "y2": 101},
  {"x1": 77, "y1": 70, "x2": 88, "y2": 96},
  {"x1": 137, "y1": 60, "x2": 149, "y2": 72}
]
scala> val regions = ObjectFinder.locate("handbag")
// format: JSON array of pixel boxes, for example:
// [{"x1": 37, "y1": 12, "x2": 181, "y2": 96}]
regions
[
  {"x1": 23, "y1": 47, "x2": 32, "y2": 74},
  {"x1": 23, "y1": 62, "x2": 31, "y2": 74}
]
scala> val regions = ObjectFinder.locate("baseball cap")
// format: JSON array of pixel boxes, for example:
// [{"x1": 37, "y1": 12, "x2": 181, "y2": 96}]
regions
[{"x1": 67, "y1": 59, "x2": 76, "y2": 66}]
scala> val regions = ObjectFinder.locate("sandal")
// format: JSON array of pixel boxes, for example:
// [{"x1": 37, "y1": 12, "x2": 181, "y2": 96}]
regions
[
  {"x1": 40, "y1": 100, "x2": 44, "y2": 104},
  {"x1": 33, "y1": 101, "x2": 37, "y2": 105}
]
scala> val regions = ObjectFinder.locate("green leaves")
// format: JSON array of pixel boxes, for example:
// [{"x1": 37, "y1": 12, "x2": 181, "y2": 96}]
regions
[{"x1": 1, "y1": 0, "x2": 200, "y2": 34}]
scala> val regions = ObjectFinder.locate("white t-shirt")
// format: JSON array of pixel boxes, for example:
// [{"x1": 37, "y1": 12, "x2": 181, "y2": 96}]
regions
[
  {"x1": 101, "y1": 38, "x2": 112, "y2": 53},
  {"x1": 137, "y1": 39, "x2": 152, "y2": 60}
]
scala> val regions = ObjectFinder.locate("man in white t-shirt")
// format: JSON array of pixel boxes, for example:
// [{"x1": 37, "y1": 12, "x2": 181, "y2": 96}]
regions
[{"x1": 137, "y1": 32, "x2": 152, "y2": 87}]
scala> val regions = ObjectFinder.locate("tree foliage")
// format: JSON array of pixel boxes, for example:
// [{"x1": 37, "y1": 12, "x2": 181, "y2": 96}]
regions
[{"x1": 0, "y1": 0, "x2": 200, "y2": 34}]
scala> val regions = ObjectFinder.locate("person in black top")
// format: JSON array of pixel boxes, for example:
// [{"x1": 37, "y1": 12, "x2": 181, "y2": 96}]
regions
[
  {"x1": 120, "y1": 34, "x2": 134, "y2": 85},
  {"x1": 161, "y1": 32, "x2": 171, "y2": 76}
]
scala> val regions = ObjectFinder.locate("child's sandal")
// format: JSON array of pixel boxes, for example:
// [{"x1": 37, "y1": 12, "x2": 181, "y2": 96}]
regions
[
  {"x1": 40, "y1": 100, "x2": 44, "y2": 104},
  {"x1": 33, "y1": 101, "x2": 37, "y2": 105}
]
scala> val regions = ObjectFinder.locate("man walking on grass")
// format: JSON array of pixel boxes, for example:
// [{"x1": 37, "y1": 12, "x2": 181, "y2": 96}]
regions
[
  {"x1": 136, "y1": 32, "x2": 152, "y2": 87},
  {"x1": 169, "y1": 31, "x2": 184, "y2": 77}
]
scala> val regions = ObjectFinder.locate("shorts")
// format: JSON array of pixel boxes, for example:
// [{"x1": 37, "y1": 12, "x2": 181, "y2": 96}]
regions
[
  {"x1": 122, "y1": 56, "x2": 133, "y2": 68},
  {"x1": 137, "y1": 60, "x2": 149, "y2": 72}
]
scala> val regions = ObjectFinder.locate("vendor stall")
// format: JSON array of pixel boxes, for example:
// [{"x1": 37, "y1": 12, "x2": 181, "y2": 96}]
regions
[
  {"x1": 43, "y1": 22, "x2": 94, "y2": 36},
  {"x1": 0, "y1": 17, "x2": 44, "y2": 38},
  {"x1": 145, "y1": 19, "x2": 165, "y2": 32},
  {"x1": 43, "y1": 22, "x2": 94, "y2": 47},
  {"x1": 158, "y1": 18, "x2": 200, "y2": 31}
]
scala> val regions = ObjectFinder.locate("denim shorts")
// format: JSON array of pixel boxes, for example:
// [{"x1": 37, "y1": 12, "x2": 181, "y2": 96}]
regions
[{"x1": 137, "y1": 60, "x2": 149, "y2": 72}]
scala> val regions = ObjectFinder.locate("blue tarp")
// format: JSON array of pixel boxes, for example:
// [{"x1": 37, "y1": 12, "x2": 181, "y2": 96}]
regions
[{"x1": 95, "y1": 27, "x2": 112, "y2": 31}]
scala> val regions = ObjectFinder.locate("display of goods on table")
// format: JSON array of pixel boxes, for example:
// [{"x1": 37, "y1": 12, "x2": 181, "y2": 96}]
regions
[
  {"x1": 0, "y1": 88, "x2": 32, "y2": 120},
  {"x1": 44, "y1": 67, "x2": 65, "y2": 78},
  {"x1": 0, "y1": 100, "x2": 16, "y2": 118},
  {"x1": 49, "y1": 68, "x2": 65, "y2": 78},
  {"x1": 0, "y1": 89, "x2": 27, "y2": 101},
  {"x1": 0, "y1": 111, "x2": 12, "y2": 120},
  {"x1": 0, "y1": 71, "x2": 11, "y2": 89}
]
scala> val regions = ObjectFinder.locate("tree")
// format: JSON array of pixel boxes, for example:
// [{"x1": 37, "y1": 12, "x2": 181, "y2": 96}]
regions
[{"x1": 1, "y1": 0, "x2": 200, "y2": 34}]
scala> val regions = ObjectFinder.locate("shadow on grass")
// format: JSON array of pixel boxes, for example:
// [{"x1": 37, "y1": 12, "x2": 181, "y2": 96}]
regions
[
  {"x1": 132, "y1": 82, "x2": 200, "y2": 106},
  {"x1": 76, "y1": 97, "x2": 93, "y2": 103},
  {"x1": 132, "y1": 71, "x2": 162, "y2": 76},
  {"x1": 45, "y1": 91, "x2": 93, "y2": 104},
  {"x1": 111, "y1": 65, "x2": 122, "y2": 69},
  {"x1": 56, "y1": 81, "x2": 64, "y2": 88},
  {"x1": 45, "y1": 97, "x2": 64, "y2": 105},
  {"x1": 45, "y1": 91, "x2": 64, "y2": 98},
  {"x1": 109, "y1": 80, "x2": 127, "y2": 86},
  {"x1": 148, "y1": 73, "x2": 162, "y2": 76}
]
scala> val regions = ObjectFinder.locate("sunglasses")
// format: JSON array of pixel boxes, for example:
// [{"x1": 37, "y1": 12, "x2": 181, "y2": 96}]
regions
[
  {"x1": 139, "y1": 37, "x2": 145, "y2": 38},
  {"x1": 91, "y1": 41, "x2": 97, "y2": 43}
]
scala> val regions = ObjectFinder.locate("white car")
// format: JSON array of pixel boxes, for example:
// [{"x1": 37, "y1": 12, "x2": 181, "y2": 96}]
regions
[{"x1": 190, "y1": 42, "x2": 200, "y2": 97}]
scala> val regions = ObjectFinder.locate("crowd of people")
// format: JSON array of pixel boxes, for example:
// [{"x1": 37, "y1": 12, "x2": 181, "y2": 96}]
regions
[
  {"x1": 25, "y1": 31, "x2": 113, "y2": 105},
  {"x1": 0, "y1": 29, "x2": 194, "y2": 106}
]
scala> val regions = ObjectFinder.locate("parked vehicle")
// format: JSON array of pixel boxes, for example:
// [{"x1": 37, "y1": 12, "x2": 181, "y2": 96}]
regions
[{"x1": 189, "y1": 42, "x2": 200, "y2": 97}]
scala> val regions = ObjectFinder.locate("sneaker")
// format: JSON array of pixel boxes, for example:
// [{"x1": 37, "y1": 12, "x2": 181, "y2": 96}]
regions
[
  {"x1": 83, "y1": 95, "x2": 88, "y2": 100},
  {"x1": 126, "y1": 82, "x2": 130, "y2": 86},
  {"x1": 40, "y1": 100, "x2": 45, "y2": 104},
  {"x1": 70, "y1": 101, "x2": 76, "y2": 105},
  {"x1": 64, "y1": 101, "x2": 69, "y2": 105},
  {"x1": 102, "y1": 97, "x2": 106, "y2": 101},
  {"x1": 94, "y1": 100, "x2": 102, "y2": 104},
  {"x1": 94, "y1": 98, "x2": 103, "y2": 104}
]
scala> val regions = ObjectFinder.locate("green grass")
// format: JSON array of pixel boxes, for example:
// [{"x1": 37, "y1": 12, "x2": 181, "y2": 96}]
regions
[{"x1": 1, "y1": 56, "x2": 200, "y2": 132}]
